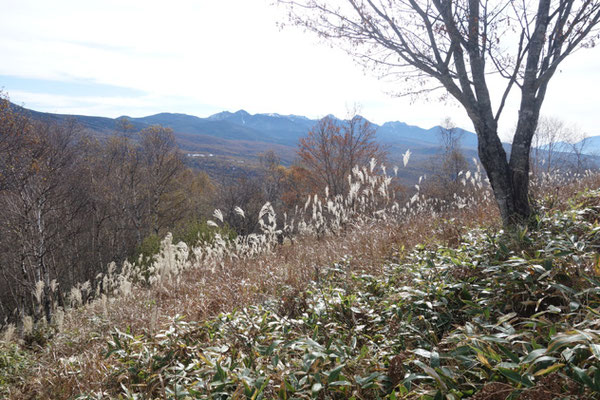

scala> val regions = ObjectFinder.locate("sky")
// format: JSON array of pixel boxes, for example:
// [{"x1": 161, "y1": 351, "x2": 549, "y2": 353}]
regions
[{"x1": 1, "y1": 0, "x2": 600, "y2": 141}]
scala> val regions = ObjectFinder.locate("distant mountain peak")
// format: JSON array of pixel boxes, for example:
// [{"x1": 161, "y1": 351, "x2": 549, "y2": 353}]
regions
[
  {"x1": 208, "y1": 109, "x2": 251, "y2": 121},
  {"x1": 146, "y1": 112, "x2": 196, "y2": 118},
  {"x1": 382, "y1": 121, "x2": 409, "y2": 127},
  {"x1": 287, "y1": 114, "x2": 310, "y2": 121},
  {"x1": 207, "y1": 111, "x2": 233, "y2": 121},
  {"x1": 257, "y1": 112, "x2": 311, "y2": 122},
  {"x1": 353, "y1": 114, "x2": 370, "y2": 123}
]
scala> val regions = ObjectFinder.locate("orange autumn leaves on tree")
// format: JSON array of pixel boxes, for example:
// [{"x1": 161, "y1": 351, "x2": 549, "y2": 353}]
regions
[
  {"x1": 281, "y1": 164, "x2": 314, "y2": 208},
  {"x1": 296, "y1": 115, "x2": 385, "y2": 197}
]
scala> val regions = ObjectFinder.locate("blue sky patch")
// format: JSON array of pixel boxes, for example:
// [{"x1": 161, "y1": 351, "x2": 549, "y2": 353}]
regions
[{"x1": 0, "y1": 75, "x2": 145, "y2": 98}]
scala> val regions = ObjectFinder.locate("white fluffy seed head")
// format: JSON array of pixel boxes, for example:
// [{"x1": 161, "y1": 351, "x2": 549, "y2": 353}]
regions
[
  {"x1": 403, "y1": 149, "x2": 411, "y2": 167},
  {"x1": 234, "y1": 206, "x2": 245, "y2": 218},
  {"x1": 34, "y1": 281, "x2": 45, "y2": 303},
  {"x1": 3, "y1": 324, "x2": 15, "y2": 343},
  {"x1": 22, "y1": 316, "x2": 33, "y2": 335},
  {"x1": 213, "y1": 209, "x2": 224, "y2": 223}
]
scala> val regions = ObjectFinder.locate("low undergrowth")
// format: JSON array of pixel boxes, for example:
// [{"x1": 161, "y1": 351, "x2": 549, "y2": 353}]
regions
[{"x1": 71, "y1": 189, "x2": 600, "y2": 399}]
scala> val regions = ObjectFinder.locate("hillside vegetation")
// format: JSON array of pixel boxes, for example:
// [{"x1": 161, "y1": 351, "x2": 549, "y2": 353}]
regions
[
  {"x1": 98, "y1": 194, "x2": 600, "y2": 400},
  {"x1": 2, "y1": 163, "x2": 600, "y2": 398}
]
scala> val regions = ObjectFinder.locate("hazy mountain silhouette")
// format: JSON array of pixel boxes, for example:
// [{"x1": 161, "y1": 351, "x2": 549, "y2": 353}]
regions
[{"x1": 14, "y1": 103, "x2": 481, "y2": 152}]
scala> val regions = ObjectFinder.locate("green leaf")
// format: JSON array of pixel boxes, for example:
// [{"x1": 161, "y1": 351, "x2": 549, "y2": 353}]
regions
[
  {"x1": 413, "y1": 348, "x2": 432, "y2": 358},
  {"x1": 534, "y1": 363, "x2": 564, "y2": 376},
  {"x1": 327, "y1": 364, "x2": 345, "y2": 383},
  {"x1": 355, "y1": 372, "x2": 380, "y2": 388},
  {"x1": 329, "y1": 380, "x2": 351, "y2": 387},
  {"x1": 547, "y1": 332, "x2": 588, "y2": 353},
  {"x1": 496, "y1": 312, "x2": 517, "y2": 325},
  {"x1": 498, "y1": 344, "x2": 520, "y2": 363},
  {"x1": 311, "y1": 382, "x2": 323, "y2": 395},
  {"x1": 521, "y1": 348, "x2": 546, "y2": 364},
  {"x1": 431, "y1": 350, "x2": 440, "y2": 368},
  {"x1": 569, "y1": 365, "x2": 596, "y2": 390},
  {"x1": 414, "y1": 360, "x2": 447, "y2": 390},
  {"x1": 590, "y1": 344, "x2": 600, "y2": 360},
  {"x1": 497, "y1": 368, "x2": 534, "y2": 388}
]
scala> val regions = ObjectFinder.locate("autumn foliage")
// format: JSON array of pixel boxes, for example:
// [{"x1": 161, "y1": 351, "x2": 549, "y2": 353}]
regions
[
  {"x1": 0, "y1": 95, "x2": 213, "y2": 326},
  {"x1": 297, "y1": 115, "x2": 385, "y2": 197}
]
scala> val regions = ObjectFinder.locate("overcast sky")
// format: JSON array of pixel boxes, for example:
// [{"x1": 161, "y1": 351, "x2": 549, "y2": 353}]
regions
[{"x1": 1, "y1": 0, "x2": 599, "y2": 140}]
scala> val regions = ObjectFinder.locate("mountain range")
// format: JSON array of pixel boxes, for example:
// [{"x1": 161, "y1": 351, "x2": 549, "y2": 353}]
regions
[
  {"x1": 15, "y1": 104, "x2": 598, "y2": 182},
  {"x1": 18, "y1": 105, "x2": 478, "y2": 154}
]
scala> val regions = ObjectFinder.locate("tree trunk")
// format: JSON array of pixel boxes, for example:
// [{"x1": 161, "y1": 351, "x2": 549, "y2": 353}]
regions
[
  {"x1": 475, "y1": 121, "x2": 531, "y2": 227},
  {"x1": 509, "y1": 114, "x2": 537, "y2": 223}
]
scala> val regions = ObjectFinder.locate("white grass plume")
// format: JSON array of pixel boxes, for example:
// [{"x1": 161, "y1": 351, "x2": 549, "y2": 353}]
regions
[
  {"x1": 213, "y1": 209, "x2": 224, "y2": 223},
  {"x1": 234, "y1": 206, "x2": 245, "y2": 218},
  {"x1": 403, "y1": 150, "x2": 411, "y2": 167}
]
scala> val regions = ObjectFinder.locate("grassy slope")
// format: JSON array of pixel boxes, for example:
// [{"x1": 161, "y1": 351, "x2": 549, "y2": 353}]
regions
[{"x1": 3, "y1": 183, "x2": 600, "y2": 399}]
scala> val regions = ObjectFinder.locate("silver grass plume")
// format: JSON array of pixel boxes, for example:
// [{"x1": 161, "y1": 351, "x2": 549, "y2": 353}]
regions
[
  {"x1": 403, "y1": 149, "x2": 411, "y2": 167},
  {"x1": 213, "y1": 209, "x2": 224, "y2": 223},
  {"x1": 234, "y1": 206, "x2": 245, "y2": 218}
]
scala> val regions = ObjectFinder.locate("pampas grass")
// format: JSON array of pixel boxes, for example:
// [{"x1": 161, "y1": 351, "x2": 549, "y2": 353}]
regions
[
  {"x1": 2, "y1": 324, "x2": 15, "y2": 343},
  {"x1": 3, "y1": 156, "x2": 599, "y2": 398},
  {"x1": 18, "y1": 157, "x2": 494, "y2": 333},
  {"x1": 21, "y1": 316, "x2": 33, "y2": 336},
  {"x1": 3, "y1": 156, "x2": 576, "y2": 344}
]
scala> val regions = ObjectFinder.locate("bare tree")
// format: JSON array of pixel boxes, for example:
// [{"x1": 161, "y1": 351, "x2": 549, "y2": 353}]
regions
[
  {"x1": 0, "y1": 95, "x2": 35, "y2": 192},
  {"x1": 531, "y1": 116, "x2": 595, "y2": 176},
  {"x1": 139, "y1": 125, "x2": 185, "y2": 235},
  {"x1": 530, "y1": 116, "x2": 570, "y2": 175},
  {"x1": 0, "y1": 102, "x2": 215, "y2": 325},
  {"x1": 0, "y1": 118, "x2": 87, "y2": 321},
  {"x1": 423, "y1": 118, "x2": 468, "y2": 201},
  {"x1": 298, "y1": 113, "x2": 385, "y2": 196},
  {"x1": 259, "y1": 150, "x2": 288, "y2": 207},
  {"x1": 439, "y1": 118, "x2": 462, "y2": 152},
  {"x1": 115, "y1": 116, "x2": 136, "y2": 138},
  {"x1": 567, "y1": 130, "x2": 595, "y2": 174},
  {"x1": 218, "y1": 171, "x2": 265, "y2": 235},
  {"x1": 438, "y1": 117, "x2": 467, "y2": 181},
  {"x1": 278, "y1": 0, "x2": 600, "y2": 226}
]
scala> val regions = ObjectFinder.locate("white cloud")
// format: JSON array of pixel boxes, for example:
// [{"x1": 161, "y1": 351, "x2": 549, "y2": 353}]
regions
[{"x1": 1, "y1": 0, "x2": 599, "y2": 137}]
